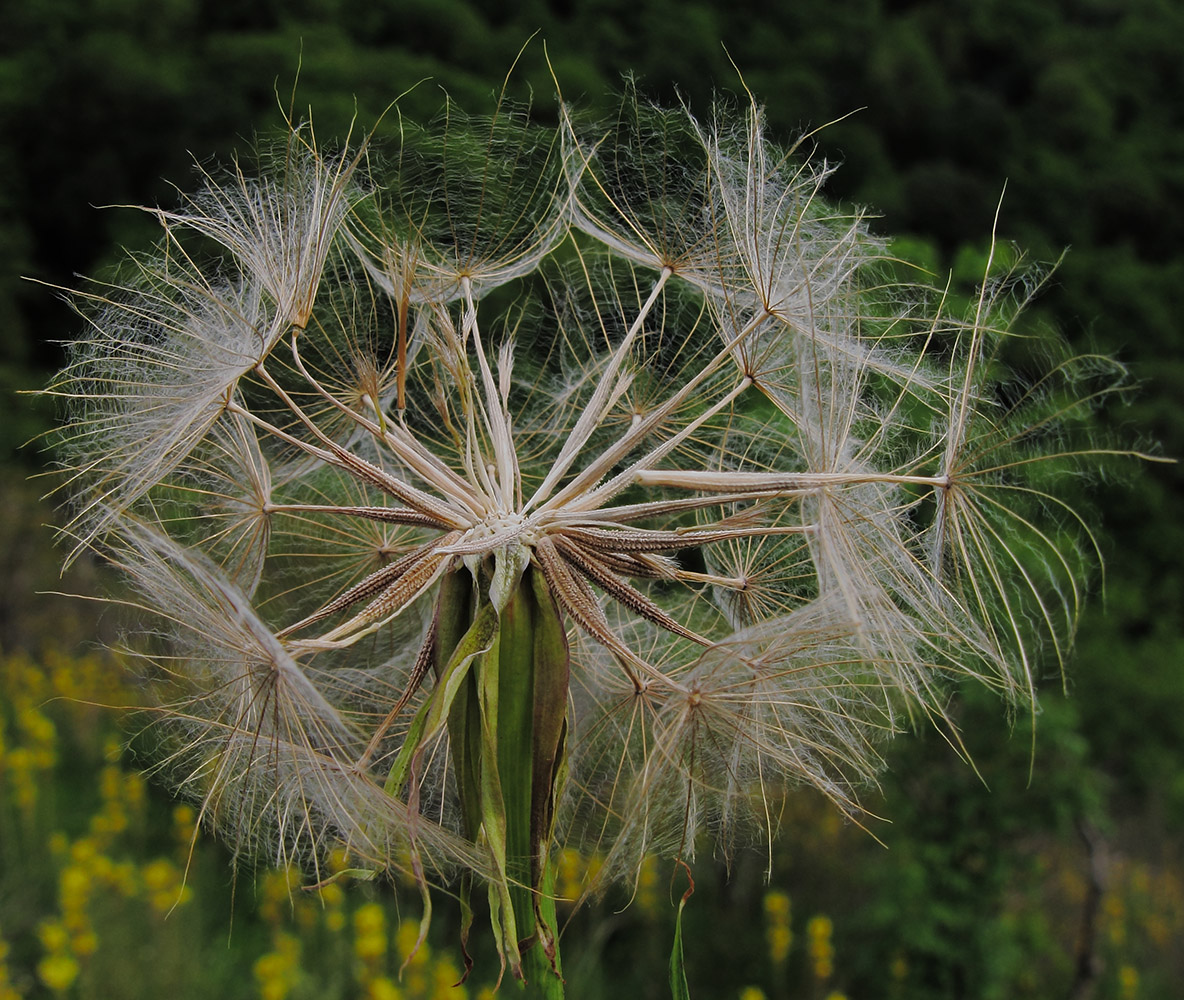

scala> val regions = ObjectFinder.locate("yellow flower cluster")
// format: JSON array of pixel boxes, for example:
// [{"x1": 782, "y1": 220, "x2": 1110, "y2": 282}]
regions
[
  {"x1": 741, "y1": 896, "x2": 850, "y2": 1000},
  {"x1": 141, "y1": 856, "x2": 192, "y2": 915},
  {"x1": 554, "y1": 847, "x2": 605, "y2": 903},
  {"x1": 1102, "y1": 855, "x2": 1184, "y2": 959},
  {"x1": 253, "y1": 932, "x2": 302, "y2": 1000},
  {"x1": 35, "y1": 828, "x2": 193, "y2": 993},
  {"x1": 1117, "y1": 964, "x2": 1139, "y2": 1000},
  {"x1": 320, "y1": 848, "x2": 351, "y2": 933},
  {"x1": 355, "y1": 902, "x2": 389, "y2": 968},
  {"x1": 1041, "y1": 842, "x2": 1183, "y2": 991},
  {"x1": 1, "y1": 648, "x2": 129, "y2": 823},
  {"x1": 554, "y1": 847, "x2": 665, "y2": 919},
  {"x1": 4, "y1": 647, "x2": 499, "y2": 998},
  {"x1": 634, "y1": 855, "x2": 660, "y2": 916},
  {"x1": 35, "y1": 920, "x2": 80, "y2": 996},
  {"x1": 172, "y1": 803, "x2": 198, "y2": 860},
  {"x1": 762, "y1": 889, "x2": 792, "y2": 966},
  {"x1": 1, "y1": 649, "x2": 198, "y2": 996},
  {"x1": 806, "y1": 914, "x2": 835, "y2": 980},
  {"x1": 253, "y1": 863, "x2": 323, "y2": 1000},
  {"x1": 248, "y1": 857, "x2": 474, "y2": 1000},
  {"x1": 259, "y1": 865, "x2": 307, "y2": 927},
  {"x1": 0, "y1": 655, "x2": 60, "y2": 814},
  {"x1": 394, "y1": 917, "x2": 466, "y2": 1000},
  {"x1": 88, "y1": 753, "x2": 146, "y2": 841}
]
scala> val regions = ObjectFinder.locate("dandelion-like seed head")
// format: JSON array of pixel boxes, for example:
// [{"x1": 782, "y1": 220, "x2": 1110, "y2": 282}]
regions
[{"x1": 45, "y1": 79, "x2": 1127, "y2": 985}]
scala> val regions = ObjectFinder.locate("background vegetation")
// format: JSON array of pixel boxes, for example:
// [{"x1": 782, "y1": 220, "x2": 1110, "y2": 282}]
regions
[{"x1": 2, "y1": 0, "x2": 1181, "y2": 996}]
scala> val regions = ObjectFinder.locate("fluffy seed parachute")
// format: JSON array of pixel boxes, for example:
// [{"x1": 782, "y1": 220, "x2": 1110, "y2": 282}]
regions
[{"x1": 45, "y1": 81, "x2": 1129, "y2": 990}]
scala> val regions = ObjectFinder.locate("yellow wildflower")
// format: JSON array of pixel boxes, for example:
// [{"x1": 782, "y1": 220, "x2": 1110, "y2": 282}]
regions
[
  {"x1": 71, "y1": 930, "x2": 99, "y2": 958},
  {"x1": 253, "y1": 933, "x2": 301, "y2": 1000},
  {"x1": 37, "y1": 953, "x2": 80, "y2": 994},
  {"x1": 763, "y1": 890, "x2": 792, "y2": 965},
  {"x1": 1118, "y1": 964, "x2": 1139, "y2": 1000},
  {"x1": 355, "y1": 903, "x2": 389, "y2": 964},
  {"x1": 368, "y1": 975, "x2": 404, "y2": 1000},
  {"x1": 37, "y1": 921, "x2": 69, "y2": 953},
  {"x1": 807, "y1": 914, "x2": 835, "y2": 979},
  {"x1": 395, "y1": 918, "x2": 427, "y2": 967}
]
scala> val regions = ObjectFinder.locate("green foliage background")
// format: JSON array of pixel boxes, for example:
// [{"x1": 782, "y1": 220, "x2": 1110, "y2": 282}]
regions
[{"x1": 2, "y1": 1, "x2": 1181, "y2": 997}]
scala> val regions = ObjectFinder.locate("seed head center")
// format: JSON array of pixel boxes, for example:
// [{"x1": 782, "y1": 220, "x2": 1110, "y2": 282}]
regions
[
  {"x1": 467, "y1": 509, "x2": 541, "y2": 551},
  {"x1": 485, "y1": 509, "x2": 525, "y2": 533}
]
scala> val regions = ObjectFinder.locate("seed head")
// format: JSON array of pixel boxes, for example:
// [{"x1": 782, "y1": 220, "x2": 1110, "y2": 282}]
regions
[{"x1": 46, "y1": 86, "x2": 1124, "y2": 908}]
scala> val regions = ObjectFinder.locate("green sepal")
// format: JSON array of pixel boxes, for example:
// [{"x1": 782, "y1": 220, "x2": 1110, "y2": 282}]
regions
[
  {"x1": 528, "y1": 565, "x2": 569, "y2": 896},
  {"x1": 476, "y1": 598, "x2": 523, "y2": 980},
  {"x1": 427, "y1": 555, "x2": 571, "y2": 995},
  {"x1": 385, "y1": 591, "x2": 497, "y2": 797},
  {"x1": 496, "y1": 564, "x2": 541, "y2": 934},
  {"x1": 438, "y1": 570, "x2": 484, "y2": 840}
]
